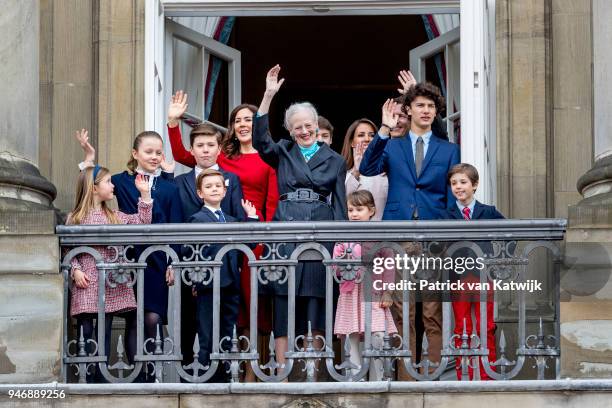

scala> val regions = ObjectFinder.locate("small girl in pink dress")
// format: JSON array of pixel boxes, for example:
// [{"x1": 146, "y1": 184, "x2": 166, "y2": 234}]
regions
[
  {"x1": 333, "y1": 190, "x2": 397, "y2": 380},
  {"x1": 66, "y1": 163, "x2": 152, "y2": 369}
]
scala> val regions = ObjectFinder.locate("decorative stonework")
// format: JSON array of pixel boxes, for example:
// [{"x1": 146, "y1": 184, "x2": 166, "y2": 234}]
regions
[{"x1": 281, "y1": 398, "x2": 334, "y2": 408}]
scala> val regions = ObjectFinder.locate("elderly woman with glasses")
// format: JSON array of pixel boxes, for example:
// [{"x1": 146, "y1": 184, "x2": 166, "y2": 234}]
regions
[{"x1": 253, "y1": 65, "x2": 347, "y2": 376}]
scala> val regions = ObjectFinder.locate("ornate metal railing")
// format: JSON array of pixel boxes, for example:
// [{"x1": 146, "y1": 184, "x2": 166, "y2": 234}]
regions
[{"x1": 57, "y1": 219, "x2": 566, "y2": 383}]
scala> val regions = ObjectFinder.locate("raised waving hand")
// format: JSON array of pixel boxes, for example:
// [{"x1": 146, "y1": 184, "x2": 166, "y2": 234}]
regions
[
  {"x1": 168, "y1": 90, "x2": 189, "y2": 127},
  {"x1": 258, "y1": 64, "x2": 285, "y2": 115},
  {"x1": 160, "y1": 153, "x2": 175, "y2": 173},
  {"x1": 380, "y1": 99, "x2": 399, "y2": 137},
  {"x1": 397, "y1": 70, "x2": 417, "y2": 95},
  {"x1": 241, "y1": 199, "x2": 257, "y2": 218},
  {"x1": 134, "y1": 174, "x2": 152, "y2": 203},
  {"x1": 75, "y1": 129, "x2": 95, "y2": 164}
]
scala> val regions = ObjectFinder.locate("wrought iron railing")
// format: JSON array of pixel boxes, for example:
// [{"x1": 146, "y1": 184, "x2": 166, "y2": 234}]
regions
[{"x1": 57, "y1": 219, "x2": 566, "y2": 383}]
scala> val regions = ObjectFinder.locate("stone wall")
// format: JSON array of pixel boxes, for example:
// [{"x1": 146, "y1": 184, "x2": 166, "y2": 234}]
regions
[
  {"x1": 551, "y1": 0, "x2": 593, "y2": 219},
  {"x1": 494, "y1": 0, "x2": 611, "y2": 380},
  {"x1": 39, "y1": 0, "x2": 95, "y2": 212},
  {"x1": 29, "y1": 0, "x2": 610, "y2": 383},
  {"x1": 39, "y1": 0, "x2": 146, "y2": 213},
  {"x1": 495, "y1": 0, "x2": 592, "y2": 219},
  {"x1": 496, "y1": 0, "x2": 551, "y2": 219},
  {"x1": 558, "y1": 0, "x2": 612, "y2": 379},
  {"x1": 0, "y1": 211, "x2": 61, "y2": 383},
  {"x1": 3, "y1": 382, "x2": 612, "y2": 408}
]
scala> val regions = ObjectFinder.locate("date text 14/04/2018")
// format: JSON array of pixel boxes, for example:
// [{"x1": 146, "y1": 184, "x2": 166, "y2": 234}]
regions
[{"x1": 373, "y1": 279, "x2": 543, "y2": 293}]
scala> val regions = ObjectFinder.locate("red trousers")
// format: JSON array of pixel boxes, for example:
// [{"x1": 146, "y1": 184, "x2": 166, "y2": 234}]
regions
[{"x1": 452, "y1": 300, "x2": 496, "y2": 380}]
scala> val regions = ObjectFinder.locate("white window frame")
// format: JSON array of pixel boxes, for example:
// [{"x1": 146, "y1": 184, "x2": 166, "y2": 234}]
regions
[
  {"x1": 165, "y1": 18, "x2": 241, "y2": 123},
  {"x1": 460, "y1": 0, "x2": 496, "y2": 204},
  {"x1": 145, "y1": 0, "x2": 496, "y2": 202},
  {"x1": 410, "y1": 27, "x2": 460, "y2": 143},
  {"x1": 161, "y1": 0, "x2": 460, "y2": 16}
]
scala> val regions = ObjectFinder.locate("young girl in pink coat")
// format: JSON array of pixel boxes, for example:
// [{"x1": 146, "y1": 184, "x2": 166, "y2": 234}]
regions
[
  {"x1": 333, "y1": 190, "x2": 397, "y2": 380},
  {"x1": 66, "y1": 157, "x2": 152, "y2": 373}
]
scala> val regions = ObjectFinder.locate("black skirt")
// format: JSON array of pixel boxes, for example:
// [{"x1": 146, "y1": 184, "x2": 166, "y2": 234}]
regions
[{"x1": 259, "y1": 199, "x2": 334, "y2": 298}]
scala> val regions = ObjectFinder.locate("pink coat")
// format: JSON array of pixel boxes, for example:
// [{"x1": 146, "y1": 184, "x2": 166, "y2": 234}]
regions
[
  {"x1": 333, "y1": 242, "x2": 398, "y2": 336},
  {"x1": 67, "y1": 199, "x2": 152, "y2": 316}
]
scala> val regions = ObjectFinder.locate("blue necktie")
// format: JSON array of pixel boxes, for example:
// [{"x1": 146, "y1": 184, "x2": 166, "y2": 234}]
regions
[{"x1": 215, "y1": 209, "x2": 227, "y2": 223}]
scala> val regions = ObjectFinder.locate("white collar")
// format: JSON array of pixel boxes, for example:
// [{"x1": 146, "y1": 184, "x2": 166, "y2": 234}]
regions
[
  {"x1": 204, "y1": 204, "x2": 223, "y2": 218},
  {"x1": 195, "y1": 163, "x2": 220, "y2": 177},
  {"x1": 135, "y1": 166, "x2": 162, "y2": 177},
  {"x1": 135, "y1": 166, "x2": 161, "y2": 189}
]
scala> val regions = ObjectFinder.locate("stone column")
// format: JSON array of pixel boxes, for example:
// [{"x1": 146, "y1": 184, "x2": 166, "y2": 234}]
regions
[
  {"x1": 575, "y1": 0, "x2": 612, "y2": 203},
  {"x1": 495, "y1": 0, "x2": 555, "y2": 378},
  {"x1": 0, "y1": 0, "x2": 56, "y2": 211},
  {"x1": 0, "y1": 0, "x2": 61, "y2": 383},
  {"x1": 562, "y1": 0, "x2": 612, "y2": 379}
]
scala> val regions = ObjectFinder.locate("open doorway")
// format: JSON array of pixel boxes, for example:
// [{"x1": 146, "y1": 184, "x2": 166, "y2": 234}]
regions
[
  {"x1": 204, "y1": 15, "x2": 448, "y2": 152},
  {"x1": 226, "y1": 15, "x2": 436, "y2": 152},
  {"x1": 163, "y1": 12, "x2": 463, "y2": 178},
  {"x1": 163, "y1": 13, "x2": 461, "y2": 155},
  {"x1": 149, "y1": 0, "x2": 495, "y2": 203}
]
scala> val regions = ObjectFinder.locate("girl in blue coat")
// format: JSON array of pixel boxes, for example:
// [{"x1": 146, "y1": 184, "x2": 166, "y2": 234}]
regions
[{"x1": 77, "y1": 130, "x2": 183, "y2": 363}]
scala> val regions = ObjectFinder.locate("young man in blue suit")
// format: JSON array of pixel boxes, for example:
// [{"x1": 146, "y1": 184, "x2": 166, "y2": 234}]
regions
[
  {"x1": 188, "y1": 168, "x2": 258, "y2": 380},
  {"x1": 360, "y1": 82, "x2": 460, "y2": 220},
  {"x1": 359, "y1": 82, "x2": 460, "y2": 379},
  {"x1": 174, "y1": 123, "x2": 246, "y2": 222}
]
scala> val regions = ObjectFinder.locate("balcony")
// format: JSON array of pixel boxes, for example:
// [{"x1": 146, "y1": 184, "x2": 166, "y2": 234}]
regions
[{"x1": 54, "y1": 219, "x2": 567, "y2": 385}]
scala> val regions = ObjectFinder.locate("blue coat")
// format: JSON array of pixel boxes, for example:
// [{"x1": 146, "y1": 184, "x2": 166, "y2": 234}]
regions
[
  {"x1": 111, "y1": 171, "x2": 184, "y2": 322},
  {"x1": 175, "y1": 168, "x2": 246, "y2": 222},
  {"x1": 187, "y1": 207, "x2": 256, "y2": 290},
  {"x1": 359, "y1": 133, "x2": 460, "y2": 220},
  {"x1": 444, "y1": 200, "x2": 505, "y2": 221},
  {"x1": 444, "y1": 200, "x2": 506, "y2": 263}
]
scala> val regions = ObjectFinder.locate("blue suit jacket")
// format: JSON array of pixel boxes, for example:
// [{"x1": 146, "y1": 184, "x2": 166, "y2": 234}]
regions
[
  {"x1": 359, "y1": 133, "x2": 460, "y2": 220},
  {"x1": 444, "y1": 200, "x2": 505, "y2": 221},
  {"x1": 187, "y1": 207, "x2": 254, "y2": 290},
  {"x1": 444, "y1": 200, "x2": 506, "y2": 260},
  {"x1": 175, "y1": 168, "x2": 246, "y2": 222}
]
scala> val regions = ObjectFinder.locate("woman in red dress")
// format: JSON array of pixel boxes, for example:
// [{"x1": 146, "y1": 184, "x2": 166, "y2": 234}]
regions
[{"x1": 167, "y1": 91, "x2": 278, "y2": 381}]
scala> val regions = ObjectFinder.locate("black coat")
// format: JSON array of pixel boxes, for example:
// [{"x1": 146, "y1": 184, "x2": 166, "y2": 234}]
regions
[
  {"x1": 253, "y1": 114, "x2": 347, "y2": 297},
  {"x1": 253, "y1": 114, "x2": 347, "y2": 222}
]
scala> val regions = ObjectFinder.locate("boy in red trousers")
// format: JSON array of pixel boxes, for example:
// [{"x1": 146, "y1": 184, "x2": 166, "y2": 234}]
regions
[{"x1": 445, "y1": 163, "x2": 504, "y2": 380}]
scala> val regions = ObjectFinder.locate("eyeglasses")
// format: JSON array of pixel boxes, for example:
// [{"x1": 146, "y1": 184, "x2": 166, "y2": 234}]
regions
[{"x1": 292, "y1": 122, "x2": 315, "y2": 133}]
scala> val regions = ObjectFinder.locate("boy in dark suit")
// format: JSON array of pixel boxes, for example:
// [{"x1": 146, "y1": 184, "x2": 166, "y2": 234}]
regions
[
  {"x1": 174, "y1": 124, "x2": 246, "y2": 367},
  {"x1": 175, "y1": 123, "x2": 246, "y2": 222},
  {"x1": 189, "y1": 168, "x2": 258, "y2": 379},
  {"x1": 445, "y1": 163, "x2": 504, "y2": 380}
]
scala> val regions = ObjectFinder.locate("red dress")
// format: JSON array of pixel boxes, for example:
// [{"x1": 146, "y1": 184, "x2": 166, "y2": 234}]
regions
[{"x1": 168, "y1": 125, "x2": 279, "y2": 330}]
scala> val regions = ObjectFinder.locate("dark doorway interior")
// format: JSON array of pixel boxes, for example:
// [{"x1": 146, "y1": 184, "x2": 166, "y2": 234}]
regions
[{"x1": 221, "y1": 15, "x2": 432, "y2": 153}]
